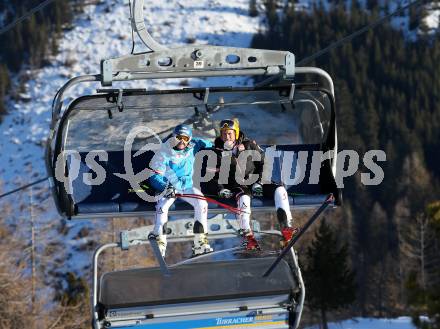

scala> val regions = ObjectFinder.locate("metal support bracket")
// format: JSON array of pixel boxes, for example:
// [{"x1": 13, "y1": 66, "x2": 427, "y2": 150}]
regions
[
  {"x1": 203, "y1": 87, "x2": 210, "y2": 112},
  {"x1": 203, "y1": 88, "x2": 210, "y2": 105},
  {"x1": 101, "y1": 46, "x2": 295, "y2": 85},
  {"x1": 101, "y1": 60, "x2": 113, "y2": 87},
  {"x1": 119, "y1": 214, "x2": 261, "y2": 251},
  {"x1": 116, "y1": 88, "x2": 124, "y2": 112},
  {"x1": 99, "y1": 0, "x2": 296, "y2": 85},
  {"x1": 285, "y1": 52, "x2": 295, "y2": 78},
  {"x1": 289, "y1": 83, "x2": 295, "y2": 101}
]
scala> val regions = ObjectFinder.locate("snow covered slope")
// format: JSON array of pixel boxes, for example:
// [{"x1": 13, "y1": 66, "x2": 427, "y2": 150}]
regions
[
  {"x1": 0, "y1": 0, "x2": 264, "y2": 193},
  {"x1": 307, "y1": 317, "x2": 418, "y2": 329},
  {"x1": 0, "y1": 0, "x2": 437, "y2": 322},
  {"x1": 1, "y1": 0, "x2": 439, "y2": 193},
  {"x1": 0, "y1": 0, "x2": 266, "y2": 299}
]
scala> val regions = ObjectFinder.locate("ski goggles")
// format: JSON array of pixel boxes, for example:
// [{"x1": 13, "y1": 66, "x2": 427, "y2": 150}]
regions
[
  {"x1": 176, "y1": 134, "x2": 190, "y2": 142},
  {"x1": 219, "y1": 119, "x2": 237, "y2": 130}
]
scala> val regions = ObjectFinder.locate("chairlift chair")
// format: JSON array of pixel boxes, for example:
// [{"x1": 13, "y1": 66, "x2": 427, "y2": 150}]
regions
[
  {"x1": 44, "y1": 1, "x2": 341, "y2": 328},
  {"x1": 92, "y1": 215, "x2": 306, "y2": 329},
  {"x1": 45, "y1": 3, "x2": 340, "y2": 221}
]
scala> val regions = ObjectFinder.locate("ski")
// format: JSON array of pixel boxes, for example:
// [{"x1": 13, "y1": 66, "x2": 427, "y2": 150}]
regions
[
  {"x1": 148, "y1": 237, "x2": 171, "y2": 276},
  {"x1": 262, "y1": 194, "x2": 334, "y2": 277}
]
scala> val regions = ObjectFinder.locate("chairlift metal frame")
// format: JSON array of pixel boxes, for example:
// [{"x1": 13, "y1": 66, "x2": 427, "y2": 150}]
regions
[
  {"x1": 92, "y1": 215, "x2": 305, "y2": 329},
  {"x1": 44, "y1": 3, "x2": 340, "y2": 328},
  {"x1": 45, "y1": 0, "x2": 339, "y2": 216}
]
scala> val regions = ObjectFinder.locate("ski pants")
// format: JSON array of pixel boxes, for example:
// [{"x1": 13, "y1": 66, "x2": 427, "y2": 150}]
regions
[
  {"x1": 236, "y1": 192, "x2": 252, "y2": 231},
  {"x1": 153, "y1": 187, "x2": 208, "y2": 235},
  {"x1": 237, "y1": 184, "x2": 293, "y2": 231},
  {"x1": 264, "y1": 184, "x2": 293, "y2": 226}
]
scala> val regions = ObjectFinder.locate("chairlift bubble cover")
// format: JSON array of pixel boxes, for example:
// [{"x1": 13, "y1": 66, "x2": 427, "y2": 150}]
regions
[{"x1": 51, "y1": 86, "x2": 338, "y2": 218}]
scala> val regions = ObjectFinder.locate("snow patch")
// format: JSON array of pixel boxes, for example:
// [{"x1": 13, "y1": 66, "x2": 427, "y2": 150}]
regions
[
  {"x1": 307, "y1": 317, "x2": 417, "y2": 329},
  {"x1": 0, "y1": 0, "x2": 264, "y2": 193},
  {"x1": 425, "y1": 3, "x2": 440, "y2": 31},
  {"x1": 0, "y1": 0, "x2": 265, "y2": 297}
]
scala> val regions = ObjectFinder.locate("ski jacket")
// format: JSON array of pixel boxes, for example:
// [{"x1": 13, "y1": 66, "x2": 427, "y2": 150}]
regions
[
  {"x1": 149, "y1": 137, "x2": 212, "y2": 192},
  {"x1": 212, "y1": 131, "x2": 264, "y2": 192}
]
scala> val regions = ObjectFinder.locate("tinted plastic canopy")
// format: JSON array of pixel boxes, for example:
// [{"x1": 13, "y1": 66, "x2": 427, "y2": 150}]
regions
[{"x1": 48, "y1": 84, "x2": 339, "y2": 219}]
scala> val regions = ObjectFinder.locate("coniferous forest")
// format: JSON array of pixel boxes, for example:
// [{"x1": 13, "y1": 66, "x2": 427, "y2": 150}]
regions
[
  {"x1": 252, "y1": 1, "x2": 440, "y2": 326},
  {"x1": 0, "y1": 0, "x2": 84, "y2": 119}
]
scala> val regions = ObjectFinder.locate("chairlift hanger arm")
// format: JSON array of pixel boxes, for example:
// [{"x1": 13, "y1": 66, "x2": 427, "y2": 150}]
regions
[
  {"x1": 131, "y1": 0, "x2": 167, "y2": 52},
  {"x1": 101, "y1": 46, "x2": 295, "y2": 86},
  {"x1": 119, "y1": 0, "x2": 295, "y2": 86}
]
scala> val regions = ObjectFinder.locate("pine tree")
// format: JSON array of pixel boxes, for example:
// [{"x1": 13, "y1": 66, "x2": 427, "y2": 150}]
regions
[
  {"x1": 304, "y1": 220, "x2": 356, "y2": 329},
  {"x1": 264, "y1": 0, "x2": 279, "y2": 34},
  {"x1": 251, "y1": 3, "x2": 440, "y2": 316},
  {"x1": 427, "y1": 201, "x2": 440, "y2": 234},
  {"x1": 366, "y1": 0, "x2": 379, "y2": 11},
  {"x1": 0, "y1": 0, "x2": 83, "y2": 73},
  {"x1": 0, "y1": 64, "x2": 10, "y2": 119},
  {"x1": 368, "y1": 202, "x2": 394, "y2": 314},
  {"x1": 394, "y1": 153, "x2": 440, "y2": 320},
  {"x1": 406, "y1": 201, "x2": 440, "y2": 329},
  {"x1": 249, "y1": 0, "x2": 259, "y2": 17},
  {"x1": 409, "y1": 6, "x2": 422, "y2": 31}
]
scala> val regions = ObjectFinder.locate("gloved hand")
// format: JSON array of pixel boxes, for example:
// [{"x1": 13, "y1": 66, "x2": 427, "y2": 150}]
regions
[
  {"x1": 163, "y1": 186, "x2": 176, "y2": 198},
  {"x1": 252, "y1": 182, "x2": 263, "y2": 197},
  {"x1": 218, "y1": 188, "x2": 233, "y2": 199}
]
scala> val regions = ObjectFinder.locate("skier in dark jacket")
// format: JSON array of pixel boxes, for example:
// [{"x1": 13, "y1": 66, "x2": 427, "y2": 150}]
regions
[{"x1": 206, "y1": 118, "x2": 296, "y2": 249}]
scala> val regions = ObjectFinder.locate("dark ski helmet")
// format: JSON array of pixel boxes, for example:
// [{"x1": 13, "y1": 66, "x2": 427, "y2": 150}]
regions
[{"x1": 173, "y1": 124, "x2": 192, "y2": 142}]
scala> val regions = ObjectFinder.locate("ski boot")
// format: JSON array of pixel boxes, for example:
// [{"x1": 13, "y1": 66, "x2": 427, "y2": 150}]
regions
[
  {"x1": 239, "y1": 229, "x2": 261, "y2": 251},
  {"x1": 148, "y1": 232, "x2": 167, "y2": 258},
  {"x1": 280, "y1": 227, "x2": 299, "y2": 247},
  {"x1": 277, "y1": 208, "x2": 298, "y2": 247},
  {"x1": 192, "y1": 233, "x2": 213, "y2": 257}
]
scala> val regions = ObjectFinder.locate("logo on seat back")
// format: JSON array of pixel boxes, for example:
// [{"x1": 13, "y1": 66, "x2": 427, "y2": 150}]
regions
[{"x1": 216, "y1": 316, "x2": 255, "y2": 326}]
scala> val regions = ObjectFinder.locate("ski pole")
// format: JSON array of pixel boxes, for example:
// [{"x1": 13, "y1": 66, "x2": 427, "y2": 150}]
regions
[
  {"x1": 187, "y1": 195, "x2": 241, "y2": 214},
  {"x1": 262, "y1": 193, "x2": 334, "y2": 277},
  {"x1": 176, "y1": 193, "x2": 243, "y2": 214}
]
